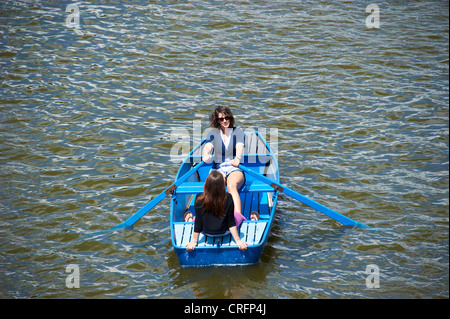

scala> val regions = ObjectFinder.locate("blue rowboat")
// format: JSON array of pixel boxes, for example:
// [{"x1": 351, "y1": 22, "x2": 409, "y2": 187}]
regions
[{"x1": 170, "y1": 132, "x2": 279, "y2": 267}]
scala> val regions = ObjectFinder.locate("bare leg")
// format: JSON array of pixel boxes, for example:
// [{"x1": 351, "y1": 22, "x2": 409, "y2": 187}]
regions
[{"x1": 226, "y1": 171, "x2": 245, "y2": 215}]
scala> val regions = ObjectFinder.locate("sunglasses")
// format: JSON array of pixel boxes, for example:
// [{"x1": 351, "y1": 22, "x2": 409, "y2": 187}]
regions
[{"x1": 218, "y1": 116, "x2": 231, "y2": 122}]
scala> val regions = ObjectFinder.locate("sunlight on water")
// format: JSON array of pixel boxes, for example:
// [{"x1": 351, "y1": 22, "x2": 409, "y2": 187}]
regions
[{"x1": 0, "y1": 0, "x2": 448, "y2": 299}]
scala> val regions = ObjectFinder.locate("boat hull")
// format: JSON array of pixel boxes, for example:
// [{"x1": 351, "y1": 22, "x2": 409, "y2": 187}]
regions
[
  {"x1": 174, "y1": 244, "x2": 265, "y2": 267},
  {"x1": 170, "y1": 132, "x2": 278, "y2": 267}
]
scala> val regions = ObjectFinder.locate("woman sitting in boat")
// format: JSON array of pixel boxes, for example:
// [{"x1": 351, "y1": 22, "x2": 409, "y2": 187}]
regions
[
  {"x1": 201, "y1": 106, "x2": 248, "y2": 224},
  {"x1": 186, "y1": 171, "x2": 248, "y2": 251}
]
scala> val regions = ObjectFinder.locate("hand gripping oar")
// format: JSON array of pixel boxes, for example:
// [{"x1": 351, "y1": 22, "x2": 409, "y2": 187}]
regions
[
  {"x1": 114, "y1": 161, "x2": 205, "y2": 229},
  {"x1": 238, "y1": 164, "x2": 372, "y2": 229}
]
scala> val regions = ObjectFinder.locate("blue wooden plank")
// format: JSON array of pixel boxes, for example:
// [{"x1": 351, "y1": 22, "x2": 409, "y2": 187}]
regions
[
  {"x1": 197, "y1": 165, "x2": 212, "y2": 181},
  {"x1": 240, "y1": 180, "x2": 274, "y2": 192},
  {"x1": 196, "y1": 233, "x2": 206, "y2": 247},
  {"x1": 250, "y1": 192, "x2": 259, "y2": 214},
  {"x1": 246, "y1": 222, "x2": 256, "y2": 244},
  {"x1": 176, "y1": 180, "x2": 273, "y2": 194},
  {"x1": 175, "y1": 182, "x2": 204, "y2": 194},
  {"x1": 221, "y1": 234, "x2": 232, "y2": 246},
  {"x1": 239, "y1": 191, "x2": 246, "y2": 217},
  {"x1": 174, "y1": 223, "x2": 184, "y2": 246},
  {"x1": 205, "y1": 235, "x2": 215, "y2": 246},
  {"x1": 254, "y1": 222, "x2": 267, "y2": 244},
  {"x1": 243, "y1": 192, "x2": 252, "y2": 219},
  {"x1": 179, "y1": 224, "x2": 187, "y2": 246},
  {"x1": 259, "y1": 192, "x2": 269, "y2": 217},
  {"x1": 239, "y1": 222, "x2": 248, "y2": 242},
  {"x1": 181, "y1": 223, "x2": 193, "y2": 246}
]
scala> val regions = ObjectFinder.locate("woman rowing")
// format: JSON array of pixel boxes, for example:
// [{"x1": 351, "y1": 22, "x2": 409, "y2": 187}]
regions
[
  {"x1": 203, "y1": 106, "x2": 248, "y2": 222},
  {"x1": 183, "y1": 106, "x2": 259, "y2": 224}
]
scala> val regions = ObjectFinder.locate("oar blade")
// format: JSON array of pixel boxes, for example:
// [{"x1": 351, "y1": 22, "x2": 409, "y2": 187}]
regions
[
  {"x1": 283, "y1": 187, "x2": 371, "y2": 228},
  {"x1": 238, "y1": 164, "x2": 371, "y2": 229},
  {"x1": 114, "y1": 191, "x2": 168, "y2": 229},
  {"x1": 114, "y1": 161, "x2": 205, "y2": 229}
]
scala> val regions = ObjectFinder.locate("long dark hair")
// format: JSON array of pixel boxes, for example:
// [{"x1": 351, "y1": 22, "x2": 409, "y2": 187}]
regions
[
  {"x1": 209, "y1": 106, "x2": 235, "y2": 131},
  {"x1": 196, "y1": 171, "x2": 227, "y2": 218}
]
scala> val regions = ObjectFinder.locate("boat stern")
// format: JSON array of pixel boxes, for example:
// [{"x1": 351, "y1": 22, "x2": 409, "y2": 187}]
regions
[{"x1": 174, "y1": 244, "x2": 265, "y2": 267}]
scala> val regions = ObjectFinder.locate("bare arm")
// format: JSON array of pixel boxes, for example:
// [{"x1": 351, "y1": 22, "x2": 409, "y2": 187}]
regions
[
  {"x1": 202, "y1": 143, "x2": 213, "y2": 163},
  {"x1": 229, "y1": 226, "x2": 247, "y2": 251},
  {"x1": 186, "y1": 232, "x2": 200, "y2": 251},
  {"x1": 231, "y1": 143, "x2": 244, "y2": 167}
]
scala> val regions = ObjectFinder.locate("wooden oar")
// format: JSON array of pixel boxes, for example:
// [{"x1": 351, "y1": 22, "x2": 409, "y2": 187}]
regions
[
  {"x1": 238, "y1": 164, "x2": 372, "y2": 228},
  {"x1": 114, "y1": 161, "x2": 205, "y2": 229}
]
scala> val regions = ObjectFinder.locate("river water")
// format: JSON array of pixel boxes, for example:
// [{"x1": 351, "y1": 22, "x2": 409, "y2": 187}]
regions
[{"x1": 0, "y1": 0, "x2": 448, "y2": 299}]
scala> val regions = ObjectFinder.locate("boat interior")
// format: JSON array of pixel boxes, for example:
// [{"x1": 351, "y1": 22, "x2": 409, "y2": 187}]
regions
[{"x1": 172, "y1": 132, "x2": 278, "y2": 249}]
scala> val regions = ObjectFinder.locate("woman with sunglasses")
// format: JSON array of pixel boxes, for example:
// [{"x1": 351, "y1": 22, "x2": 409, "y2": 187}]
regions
[{"x1": 200, "y1": 106, "x2": 255, "y2": 225}]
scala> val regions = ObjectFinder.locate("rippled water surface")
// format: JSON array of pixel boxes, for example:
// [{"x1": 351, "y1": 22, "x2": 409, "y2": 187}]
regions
[{"x1": 1, "y1": 1, "x2": 448, "y2": 299}]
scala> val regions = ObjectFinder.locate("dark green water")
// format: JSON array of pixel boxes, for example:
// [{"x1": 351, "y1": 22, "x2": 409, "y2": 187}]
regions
[{"x1": 1, "y1": 0, "x2": 448, "y2": 298}]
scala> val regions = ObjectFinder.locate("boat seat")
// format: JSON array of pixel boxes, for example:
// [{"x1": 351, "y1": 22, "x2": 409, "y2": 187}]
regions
[
  {"x1": 175, "y1": 180, "x2": 274, "y2": 195},
  {"x1": 173, "y1": 221, "x2": 268, "y2": 248}
]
